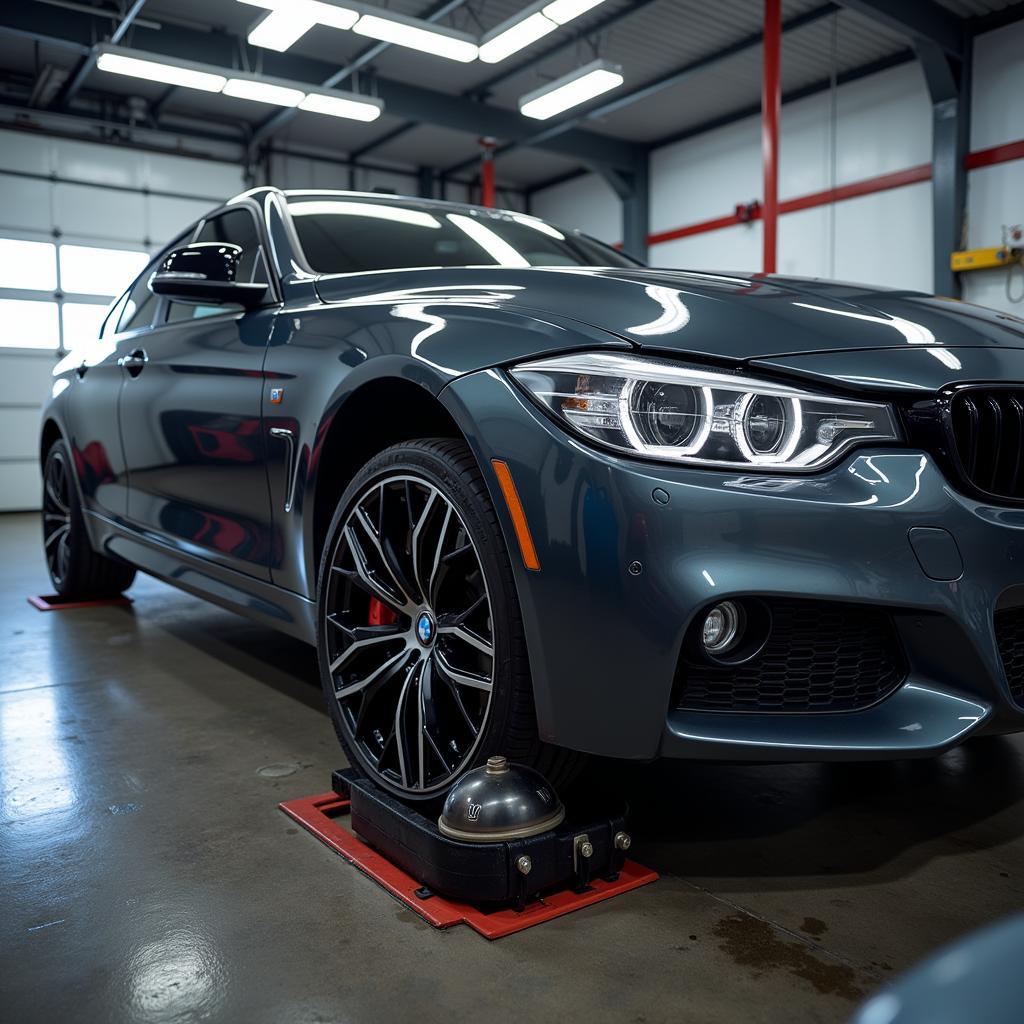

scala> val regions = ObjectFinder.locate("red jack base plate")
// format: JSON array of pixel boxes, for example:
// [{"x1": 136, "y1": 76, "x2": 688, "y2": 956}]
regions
[
  {"x1": 28, "y1": 594, "x2": 133, "y2": 611},
  {"x1": 280, "y1": 791, "x2": 658, "y2": 940}
]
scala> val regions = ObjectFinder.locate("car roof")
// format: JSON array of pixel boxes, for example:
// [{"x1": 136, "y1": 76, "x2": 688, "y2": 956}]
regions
[{"x1": 229, "y1": 185, "x2": 545, "y2": 223}]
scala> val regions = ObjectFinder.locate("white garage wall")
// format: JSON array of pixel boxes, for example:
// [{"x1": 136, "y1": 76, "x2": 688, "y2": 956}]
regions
[{"x1": 532, "y1": 20, "x2": 1024, "y2": 312}]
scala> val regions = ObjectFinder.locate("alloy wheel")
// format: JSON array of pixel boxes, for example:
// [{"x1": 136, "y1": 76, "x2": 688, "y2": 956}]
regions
[
  {"x1": 324, "y1": 474, "x2": 495, "y2": 795},
  {"x1": 43, "y1": 448, "x2": 73, "y2": 587}
]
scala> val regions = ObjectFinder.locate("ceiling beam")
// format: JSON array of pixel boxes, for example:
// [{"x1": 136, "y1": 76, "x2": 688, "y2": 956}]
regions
[
  {"x1": 831, "y1": 0, "x2": 964, "y2": 57},
  {"x1": 350, "y1": 0, "x2": 661, "y2": 161},
  {"x1": 52, "y1": 0, "x2": 150, "y2": 109},
  {"x1": 248, "y1": 0, "x2": 472, "y2": 149},
  {"x1": 441, "y1": 2, "x2": 838, "y2": 175},
  {"x1": 3, "y1": 2, "x2": 642, "y2": 171}
]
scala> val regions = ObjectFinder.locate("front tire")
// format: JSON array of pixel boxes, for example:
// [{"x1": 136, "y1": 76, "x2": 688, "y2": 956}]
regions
[
  {"x1": 42, "y1": 440, "x2": 136, "y2": 598},
  {"x1": 316, "y1": 439, "x2": 579, "y2": 800}
]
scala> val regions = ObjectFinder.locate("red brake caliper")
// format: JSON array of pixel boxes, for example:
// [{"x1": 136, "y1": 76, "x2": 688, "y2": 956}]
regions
[{"x1": 368, "y1": 597, "x2": 398, "y2": 627}]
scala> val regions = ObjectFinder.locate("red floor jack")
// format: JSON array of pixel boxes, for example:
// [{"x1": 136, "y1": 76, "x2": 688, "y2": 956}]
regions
[{"x1": 281, "y1": 760, "x2": 657, "y2": 939}]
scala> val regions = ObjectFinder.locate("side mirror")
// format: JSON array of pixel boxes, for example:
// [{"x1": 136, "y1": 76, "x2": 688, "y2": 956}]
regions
[{"x1": 149, "y1": 243, "x2": 267, "y2": 309}]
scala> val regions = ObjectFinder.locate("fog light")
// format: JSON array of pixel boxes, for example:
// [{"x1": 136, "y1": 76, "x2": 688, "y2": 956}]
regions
[{"x1": 702, "y1": 600, "x2": 742, "y2": 654}]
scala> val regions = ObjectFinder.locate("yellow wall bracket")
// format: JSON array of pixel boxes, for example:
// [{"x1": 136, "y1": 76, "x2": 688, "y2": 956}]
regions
[{"x1": 951, "y1": 246, "x2": 1021, "y2": 272}]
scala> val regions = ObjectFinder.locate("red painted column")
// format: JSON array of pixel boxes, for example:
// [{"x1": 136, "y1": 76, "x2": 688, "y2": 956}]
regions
[
  {"x1": 761, "y1": 0, "x2": 781, "y2": 274},
  {"x1": 479, "y1": 138, "x2": 496, "y2": 208}
]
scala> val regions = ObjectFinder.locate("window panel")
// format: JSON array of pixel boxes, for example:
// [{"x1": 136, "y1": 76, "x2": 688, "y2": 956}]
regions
[
  {"x1": 59, "y1": 244, "x2": 149, "y2": 296},
  {"x1": 0, "y1": 237, "x2": 57, "y2": 291},
  {"x1": 62, "y1": 302, "x2": 111, "y2": 351},
  {"x1": 0, "y1": 299, "x2": 59, "y2": 349}
]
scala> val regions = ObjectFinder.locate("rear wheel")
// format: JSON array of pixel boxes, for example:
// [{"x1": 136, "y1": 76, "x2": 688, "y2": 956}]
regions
[
  {"x1": 42, "y1": 440, "x2": 135, "y2": 598},
  {"x1": 316, "y1": 439, "x2": 581, "y2": 800}
]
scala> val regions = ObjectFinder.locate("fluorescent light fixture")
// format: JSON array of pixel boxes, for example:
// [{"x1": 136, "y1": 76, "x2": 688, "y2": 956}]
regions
[
  {"x1": 479, "y1": 11, "x2": 557, "y2": 64},
  {"x1": 290, "y1": 201, "x2": 441, "y2": 228},
  {"x1": 448, "y1": 214, "x2": 530, "y2": 267},
  {"x1": 223, "y1": 78, "x2": 305, "y2": 106},
  {"x1": 299, "y1": 91, "x2": 383, "y2": 121},
  {"x1": 95, "y1": 45, "x2": 385, "y2": 121},
  {"x1": 245, "y1": 0, "x2": 358, "y2": 50},
  {"x1": 353, "y1": 13, "x2": 478, "y2": 62},
  {"x1": 541, "y1": 0, "x2": 608, "y2": 25},
  {"x1": 248, "y1": 9, "x2": 318, "y2": 50},
  {"x1": 519, "y1": 58, "x2": 623, "y2": 120},
  {"x1": 96, "y1": 51, "x2": 226, "y2": 92}
]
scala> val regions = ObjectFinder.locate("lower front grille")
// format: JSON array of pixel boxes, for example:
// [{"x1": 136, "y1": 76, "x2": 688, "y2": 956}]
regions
[
  {"x1": 950, "y1": 389, "x2": 1024, "y2": 501},
  {"x1": 995, "y1": 607, "x2": 1024, "y2": 704},
  {"x1": 675, "y1": 599, "x2": 906, "y2": 713}
]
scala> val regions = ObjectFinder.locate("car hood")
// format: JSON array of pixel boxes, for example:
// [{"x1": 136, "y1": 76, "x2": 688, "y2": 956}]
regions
[{"x1": 315, "y1": 266, "x2": 1024, "y2": 364}]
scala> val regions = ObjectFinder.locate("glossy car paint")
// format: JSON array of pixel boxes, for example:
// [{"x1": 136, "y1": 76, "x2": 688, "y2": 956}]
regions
[{"x1": 40, "y1": 186, "x2": 1024, "y2": 763}]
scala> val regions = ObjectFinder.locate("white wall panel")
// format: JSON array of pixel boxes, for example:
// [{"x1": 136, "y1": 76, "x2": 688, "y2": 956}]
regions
[
  {"x1": 648, "y1": 222, "x2": 761, "y2": 273},
  {"x1": 530, "y1": 172, "x2": 620, "y2": 244},
  {"x1": 833, "y1": 182, "x2": 933, "y2": 292},
  {"x1": 971, "y1": 19, "x2": 1024, "y2": 151},
  {"x1": 0, "y1": 463, "x2": 45, "y2": 513},
  {"x1": 0, "y1": 175, "x2": 52, "y2": 235}
]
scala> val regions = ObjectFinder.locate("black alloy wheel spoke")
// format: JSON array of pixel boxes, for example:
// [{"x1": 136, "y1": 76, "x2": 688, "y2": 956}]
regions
[{"x1": 43, "y1": 451, "x2": 73, "y2": 585}]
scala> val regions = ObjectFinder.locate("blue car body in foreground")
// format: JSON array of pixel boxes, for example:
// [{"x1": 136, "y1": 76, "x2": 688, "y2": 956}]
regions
[{"x1": 40, "y1": 186, "x2": 1024, "y2": 777}]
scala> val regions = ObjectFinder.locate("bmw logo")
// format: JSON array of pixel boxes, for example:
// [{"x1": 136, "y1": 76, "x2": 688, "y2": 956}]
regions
[{"x1": 416, "y1": 612, "x2": 435, "y2": 646}]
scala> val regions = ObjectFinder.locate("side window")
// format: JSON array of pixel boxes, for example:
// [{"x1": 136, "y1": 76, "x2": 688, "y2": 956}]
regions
[
  {"x1": 117, "y1": 264, "x2": 159, "y2": 333},
  {"x1": 101, "y1": 292, "x2": 129, "y2": 339},
  {"x1": 166, "y1": 208, "x2": 268, "y2": 323}
]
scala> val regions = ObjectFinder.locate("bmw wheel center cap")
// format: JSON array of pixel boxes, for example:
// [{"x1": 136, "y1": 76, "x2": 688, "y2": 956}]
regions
[{"x1": 416, "y1": 612, "x2": 435, "y2": 646}]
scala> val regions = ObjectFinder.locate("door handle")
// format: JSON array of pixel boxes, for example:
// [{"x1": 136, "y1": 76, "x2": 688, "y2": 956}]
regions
[
  {"x1": 269, "y1": 426, "x2": 298, "y2": 513},
  {"x1": 117, "y1": 348, "x2": 148, "y2": 377}
]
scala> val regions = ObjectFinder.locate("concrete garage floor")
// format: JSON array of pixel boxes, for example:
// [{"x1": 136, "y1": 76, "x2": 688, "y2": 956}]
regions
[{"x1": 1, "y1": 510, "x2": 1021, "y2": 1024}]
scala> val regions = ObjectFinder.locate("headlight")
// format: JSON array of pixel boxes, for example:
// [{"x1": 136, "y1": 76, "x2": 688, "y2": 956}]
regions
[{"x1": 509, "y1": 351, "x2": 900, "y2": 470}]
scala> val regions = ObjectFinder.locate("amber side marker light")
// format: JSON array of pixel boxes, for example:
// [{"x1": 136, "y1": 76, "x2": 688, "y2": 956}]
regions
[{"x1": 491, "y1": 459, "x2": 541, "y2": 571}]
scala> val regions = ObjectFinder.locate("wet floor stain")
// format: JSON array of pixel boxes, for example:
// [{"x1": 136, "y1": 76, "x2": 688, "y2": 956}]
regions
[
  {"x1": 800, "y1": 916, "x2": 828, "y2": 937},
  {"x1": 714, "y1": 913, "x2": 866, "y2": 1002}
]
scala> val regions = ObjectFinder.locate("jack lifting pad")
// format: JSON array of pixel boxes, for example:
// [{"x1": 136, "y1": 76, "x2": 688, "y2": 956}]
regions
[
  {"x1": 28, "y1": 594, "x2": 133, "y2": 611},
  {"x1": 279, "y1": 768, "x2": 658, "y2": 940}
]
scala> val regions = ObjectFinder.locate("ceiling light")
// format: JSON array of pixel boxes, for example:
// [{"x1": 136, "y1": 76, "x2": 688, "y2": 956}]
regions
[
  {"x1": 96, "y1": 51, "x2": 226, "y2": 92},
  {"x1": 519, "y1": 59, "x2": 623, "y2": 120},
  {"x1": 299, "y1": 91, "x2": 383, "y2": 122},
  {"x1": 541, "y1": 0, "x2": 608, "y2": 25},
  {"x1": 248, "y1": 9, "x2": 319, "y2": 50},
  {"x1": 353, "y1": 13, "x2": 478, "y2": 62},
  {"x1": 479, "y1": 11, "x2": 557, "y2": 64},
  {"x1": 245, "y1": 0, "x2": 358, "y2": 50},
  {"x1": 223, "y1": 78, "x2": 305, "y2": 106},
  {"x1": 448, "y1": 214, "x2": 530, "y2": 267}
]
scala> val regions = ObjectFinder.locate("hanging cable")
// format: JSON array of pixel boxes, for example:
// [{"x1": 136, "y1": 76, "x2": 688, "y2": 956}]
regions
[{"x1": 828, "y1": 12, "x2": 838, "y2": 279}]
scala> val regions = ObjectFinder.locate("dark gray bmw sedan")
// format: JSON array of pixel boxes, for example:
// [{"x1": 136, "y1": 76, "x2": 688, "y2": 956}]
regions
[{"x1": 40, "y1": 187, "x2": 1024, "y2": 798}]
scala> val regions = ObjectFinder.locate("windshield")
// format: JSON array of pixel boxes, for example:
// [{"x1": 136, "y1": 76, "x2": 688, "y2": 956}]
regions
[{"x1": 286, "y1": 196, "x2": 640, "y2": 275}]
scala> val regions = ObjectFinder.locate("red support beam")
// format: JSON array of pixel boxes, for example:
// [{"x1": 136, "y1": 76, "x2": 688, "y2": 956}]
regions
[
  {"x1": 761, "y1": 0, "x2": 781, "y2": 274},
  {"x1": 644, "y1": 135, "x2": 1024, "y2": 250},
  {"x1": 479, "y1": 137, "x2": 496, "y2": 208}
]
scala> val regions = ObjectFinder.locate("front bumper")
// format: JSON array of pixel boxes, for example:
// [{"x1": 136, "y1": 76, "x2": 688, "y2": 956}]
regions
[{"x1": 442, "y1": 369, "x2": 1024, "y2": 762}]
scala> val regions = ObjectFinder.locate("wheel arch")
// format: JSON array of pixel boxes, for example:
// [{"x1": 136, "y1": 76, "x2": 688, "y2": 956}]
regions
[
  {"x1": 40, "y1": 417, "x2": 63, "y2": 462},
  {"x1": 309, "y1": 376, "x2": 469, "y2": 576}
]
